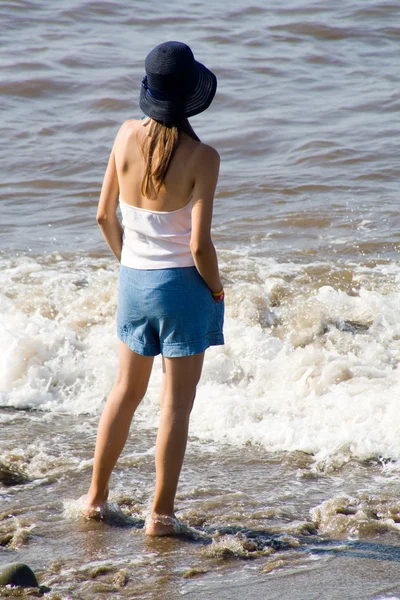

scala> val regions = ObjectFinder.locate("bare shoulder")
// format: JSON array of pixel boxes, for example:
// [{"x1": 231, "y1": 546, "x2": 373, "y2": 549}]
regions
[
  {"x1": 193, "y1": 142, "x2": 220, "y2": 172},
  {"x1": 191, "y1": 141, "x2": 220, "y2": 204},
  {"x1": 197, "y1": 142, "x2": 220, "y2": 162},
  {"x1": 116, "y1": 119, "x2": 140, "y2": 138},
  {"x1": 113, "y1": 120, "x2": 141, "y2": 152}
]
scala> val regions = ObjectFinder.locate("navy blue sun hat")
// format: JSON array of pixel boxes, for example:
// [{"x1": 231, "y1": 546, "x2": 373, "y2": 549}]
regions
[{"x1": 139, "y1": 41, "x2": 217, "y2": 123}]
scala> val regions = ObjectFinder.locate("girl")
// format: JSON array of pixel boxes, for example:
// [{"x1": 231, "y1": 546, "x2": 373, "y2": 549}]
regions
[{"x1": 82, "y1": 41, "x2": 224, "y2": 536}]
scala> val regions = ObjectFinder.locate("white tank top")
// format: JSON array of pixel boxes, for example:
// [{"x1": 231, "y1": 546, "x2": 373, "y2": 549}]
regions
[{"x1": 119, "y1": 197, "x2": 195, "y2": 270}]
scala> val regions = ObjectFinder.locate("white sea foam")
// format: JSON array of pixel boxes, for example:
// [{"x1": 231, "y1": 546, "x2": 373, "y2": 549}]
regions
[
  {"x1": 1, "y1": 253, "x2": 400, "y2": 464},
  {"x1": 0, "y1": 255, "x2": 118, "y2": 412},
  {"x1": 311, "y1": 494, "x2": 400, "y2": 537}
]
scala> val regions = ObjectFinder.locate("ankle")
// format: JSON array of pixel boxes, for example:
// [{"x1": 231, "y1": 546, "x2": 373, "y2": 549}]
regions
[
  {"x1": 151, "y1": 503, "x2": 174, "y2": 518},
  {"x1": 86, "y1": 486, "x2": 109, "y2": 505},
  {"x1": 148, "y1": 512, "x2": 176, "y2": 524}
]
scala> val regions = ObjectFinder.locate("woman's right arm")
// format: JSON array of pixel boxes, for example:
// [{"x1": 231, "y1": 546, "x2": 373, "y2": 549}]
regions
[
  {"x1": 96, "y1": 127, "x2": 125, "y2": 261},
  {"x1": 190, "y1": 144, "x2": 223, "y2": 294}
]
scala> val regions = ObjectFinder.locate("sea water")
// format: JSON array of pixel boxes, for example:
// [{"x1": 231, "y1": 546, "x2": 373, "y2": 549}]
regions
[{"x1": 1, "y1": 0, "x2": 400, "y2": 597}]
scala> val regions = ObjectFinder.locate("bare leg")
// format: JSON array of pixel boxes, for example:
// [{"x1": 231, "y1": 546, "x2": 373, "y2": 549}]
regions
[
  {"x1": 82, "y1": 342, "x2": 154, "y2": 516},
  {"x1": 146, "y1": 352, "x2": 205, "y2": 535}
]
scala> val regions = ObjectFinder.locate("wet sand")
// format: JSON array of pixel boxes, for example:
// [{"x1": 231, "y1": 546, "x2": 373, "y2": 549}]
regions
[
  {"x1": 2, "y1": 534, "x2": 400, "y2": 598},
  {"x1": 1, "y1": 411, "x2": 400, "y2": 598},
  {"x1": 185, "y1": 553, "x2": 400, "y2": 599}
]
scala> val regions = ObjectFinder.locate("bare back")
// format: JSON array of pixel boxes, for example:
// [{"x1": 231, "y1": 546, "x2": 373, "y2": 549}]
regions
[
  {"x1": 97, "y1": 114, "x2": 220, "y2": 286},
  {"x1": 113, "y1": 118, "x2": 203, "y2": 213}
]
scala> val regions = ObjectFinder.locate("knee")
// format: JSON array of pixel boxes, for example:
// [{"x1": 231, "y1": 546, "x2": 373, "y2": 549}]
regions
[
  {"x1": 114, "y1": 372, "x2": 148, "y2": 402},
  {"x1": 160, "y1": 396, "x2": 195, "y2": 422}
]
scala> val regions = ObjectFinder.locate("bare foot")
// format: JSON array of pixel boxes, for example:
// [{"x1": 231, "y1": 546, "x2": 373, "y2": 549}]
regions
[
  {"x1": 79, "y1": 488, "x2": 109, "y2": 520},
  {"x1": 145, "y1": 513, "x2": 183, "y2": 536}
]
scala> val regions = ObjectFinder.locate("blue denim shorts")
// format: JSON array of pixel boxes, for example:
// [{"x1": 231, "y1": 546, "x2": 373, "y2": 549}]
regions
[{"x1": 117, "y1": 265, "x2": 224, "y2": 357}]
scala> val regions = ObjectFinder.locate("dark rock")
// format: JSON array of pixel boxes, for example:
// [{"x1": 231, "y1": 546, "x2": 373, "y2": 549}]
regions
[
  {"x1": 0, "y1": 461, "x2": 30, "y2": 486},
  {"x1": 0, "y1": 562, "x2": 38, "y2": 588}
]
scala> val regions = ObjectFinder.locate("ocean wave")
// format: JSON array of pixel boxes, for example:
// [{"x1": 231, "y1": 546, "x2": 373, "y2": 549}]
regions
[{"x1": 1, "y1": 253, "x2": 400, "y2": 464}]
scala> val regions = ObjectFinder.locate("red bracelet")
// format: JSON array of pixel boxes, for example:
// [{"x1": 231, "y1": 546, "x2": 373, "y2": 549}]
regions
[{"x1": 212, "y1": 290, "x2": 224, "y2": 302}]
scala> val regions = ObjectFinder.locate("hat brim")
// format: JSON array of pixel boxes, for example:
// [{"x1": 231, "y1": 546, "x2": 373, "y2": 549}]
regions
[{"x1": 139, "y1": 61, "x2": 217, "y2": 123}]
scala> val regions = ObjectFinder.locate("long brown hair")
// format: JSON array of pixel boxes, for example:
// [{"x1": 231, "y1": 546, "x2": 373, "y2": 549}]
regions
[{"x1": 141, "y1": 119, "x2": 200, "y2": 199}]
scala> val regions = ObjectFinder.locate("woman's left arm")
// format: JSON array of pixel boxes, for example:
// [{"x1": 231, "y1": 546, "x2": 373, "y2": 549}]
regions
[{"x1": 96, "y1": 140, "x2": 123, "y2": 261}]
